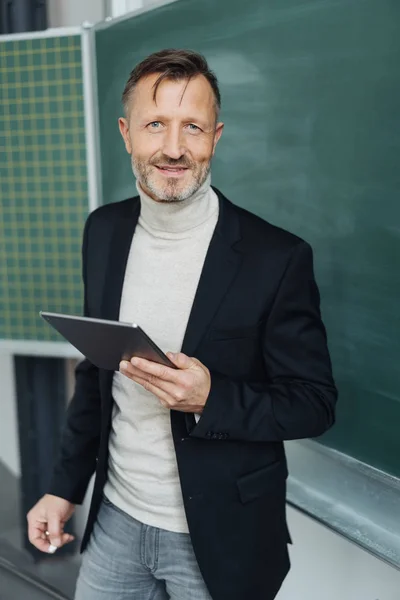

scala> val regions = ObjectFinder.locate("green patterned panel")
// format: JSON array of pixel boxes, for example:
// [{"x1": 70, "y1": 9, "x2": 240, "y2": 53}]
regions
[{"x1": 0, "y1": 35, "x2": 88, "y2": 341}]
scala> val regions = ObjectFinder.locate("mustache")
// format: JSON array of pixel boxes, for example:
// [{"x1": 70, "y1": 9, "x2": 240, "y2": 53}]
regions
[{"x1": 150, "y1": 156, "x2": 193, "y2": 169}]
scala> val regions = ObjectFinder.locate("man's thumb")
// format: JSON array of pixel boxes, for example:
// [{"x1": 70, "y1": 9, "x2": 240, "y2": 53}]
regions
[
  {"x1": 47, "y1": 514, "x2": 62, "y2": 547},
  {"x1": 167, "y1": 352, "x2": 193, "y2": 369}
]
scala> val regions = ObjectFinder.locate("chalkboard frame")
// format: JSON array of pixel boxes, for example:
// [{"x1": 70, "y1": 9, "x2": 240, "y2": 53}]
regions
[{"x1": 0, "y1": 25, "x2": 100, "y2": 348}]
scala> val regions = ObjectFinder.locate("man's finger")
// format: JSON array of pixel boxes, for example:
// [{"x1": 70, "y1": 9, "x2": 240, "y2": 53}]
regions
[
  {"x1": 131, "y1": 370, "x2": 191, "y2": 405},
  {"x1": 28, "y1": 518, "x2": 46, "y2": 535},
  {"x1": 29, "y1": 530, "x2": 74, "y2": 553},
  {"x1": 129, "y1": 357, "x2": 180, "y2": 382},
  {"x1": 131, "y1": 373, "x2": 173, "y2": 405},
  {"x1": 28, "y1": 522, "x2": 47, "y2": 548},
  {"x1": 132, "y1": 374, "x2": 197, "y2": 412},
  {"x1": 30, "y1": 534, "x2": 52, "y2": 553},
  {"x1": 47, "y1": 532, "x2": 75, "y2": 552}
]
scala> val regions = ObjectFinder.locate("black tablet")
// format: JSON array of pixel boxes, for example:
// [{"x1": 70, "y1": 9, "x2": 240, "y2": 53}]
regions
[{"x1": 40, "y1": 311, "x2": 177, "y2": 371}]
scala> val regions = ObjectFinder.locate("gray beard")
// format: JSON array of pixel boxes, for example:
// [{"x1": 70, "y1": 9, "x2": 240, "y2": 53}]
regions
[{"x1": 131, "y1": 158, "x2": 211, "y2": 203}]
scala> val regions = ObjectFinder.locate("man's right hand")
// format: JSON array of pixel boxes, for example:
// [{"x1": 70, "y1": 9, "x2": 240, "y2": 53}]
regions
[{"x1": 27, "y1": 494, "x2": 76, "y2": 553}]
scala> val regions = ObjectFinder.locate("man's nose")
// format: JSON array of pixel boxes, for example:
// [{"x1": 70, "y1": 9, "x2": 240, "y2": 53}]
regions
[{"x1": 162, "y1": 128, "x2": 185, "y2": 160}]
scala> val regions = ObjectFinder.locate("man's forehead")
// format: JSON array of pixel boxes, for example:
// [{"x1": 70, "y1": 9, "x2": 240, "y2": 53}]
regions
[{"x1": 130, "y1": 73, "x2": 215, "y2": 114}]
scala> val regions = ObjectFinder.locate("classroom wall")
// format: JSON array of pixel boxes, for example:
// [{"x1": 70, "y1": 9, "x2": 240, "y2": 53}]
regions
[
  {"x1": 109, "y1": 0, "x2": 175, "y2": 18},
  {"x1": 110, "y1": 0, "x2": 144, "y2": 18},
  {"x1": 47, "y1": 0, "x2": 105, "y2": 28},
  {"x1": 47, "y1": 1, "x2": 171, "y2": 30},
  {"x1": 279, "y1": 506, "x2": 399, "y2": 600}
]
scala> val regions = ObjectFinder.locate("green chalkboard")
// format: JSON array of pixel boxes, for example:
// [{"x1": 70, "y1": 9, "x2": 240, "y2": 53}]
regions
[
  {"x1": 94, "y1": 0, "x2": 400, "y2": 477},
  {"x1": 0, "y1": 34, "x2": 88, "y2": 341}
]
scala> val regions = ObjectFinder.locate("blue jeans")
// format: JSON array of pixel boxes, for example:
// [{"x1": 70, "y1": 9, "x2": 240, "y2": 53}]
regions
[{"x1": 74, "y1": 496, "x2": 213, "y2": 600}]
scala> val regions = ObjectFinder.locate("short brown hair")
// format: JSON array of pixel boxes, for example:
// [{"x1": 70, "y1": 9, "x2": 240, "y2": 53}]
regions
[{"x1": 122, "y1": 48, "x2": 221, "y2": 117}]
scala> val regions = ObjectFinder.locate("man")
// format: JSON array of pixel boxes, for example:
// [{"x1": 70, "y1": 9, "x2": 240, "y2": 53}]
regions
[{"x1": 27, "y1": 49, "x2": 337, "y2": 600}]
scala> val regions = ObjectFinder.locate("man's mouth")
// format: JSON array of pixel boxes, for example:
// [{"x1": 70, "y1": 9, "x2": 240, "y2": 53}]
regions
[{"x1": 155, "y1": 165, "x2": 189, "y2": 177}]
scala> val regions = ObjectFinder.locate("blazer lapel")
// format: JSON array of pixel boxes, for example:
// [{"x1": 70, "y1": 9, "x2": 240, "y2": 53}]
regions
[
  {"x1": 179, "y1": 189, "x2": 243, "y2": 434},
  {"x1": 101, "y1": 198, "x2": 140, "y2": 322},
  {"x1": 100, "y1": 198, "x2": 140, "y2": 399},
  {"x1": 181, "y1": 188, "x2": 243, "y2": 358}
]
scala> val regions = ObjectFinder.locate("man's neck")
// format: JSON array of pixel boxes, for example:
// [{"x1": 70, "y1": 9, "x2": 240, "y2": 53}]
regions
[{"x1": 136, "y1": 174, "x2": 216, "y2": 235}]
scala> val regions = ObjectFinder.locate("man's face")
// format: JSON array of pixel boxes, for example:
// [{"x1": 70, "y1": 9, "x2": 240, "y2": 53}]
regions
[{"x1": 118, "y1": 73, "x2": 224, "y2": 202}]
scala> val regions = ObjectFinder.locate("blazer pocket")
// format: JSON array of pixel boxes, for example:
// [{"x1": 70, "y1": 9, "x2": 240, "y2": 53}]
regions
[
  {"x1": 210, "y1": 322, "x2": 262, "y2": 341},
  {"x1": 236, "y1": 460, "x2": 287, "y2": 504}
]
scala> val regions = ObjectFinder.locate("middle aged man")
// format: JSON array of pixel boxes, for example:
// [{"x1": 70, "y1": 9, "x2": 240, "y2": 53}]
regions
[{"x1": 27, "y1": 49, "x2": 337, "y2": 600}]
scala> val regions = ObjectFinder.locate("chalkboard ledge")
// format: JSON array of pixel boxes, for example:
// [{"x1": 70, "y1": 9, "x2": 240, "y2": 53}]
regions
[
  {"x1": 0, "y1": 340, "x2": 83, "y2": 358},
  {"x1": 286, "y1": 439, "x2": 400, "y2": 571}
]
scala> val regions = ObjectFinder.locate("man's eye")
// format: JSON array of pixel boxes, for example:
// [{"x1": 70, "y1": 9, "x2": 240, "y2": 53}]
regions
[
  {"x1": 148, "y1": 122, "x2": 162, "y2": 129},
  {"x1": 187, "y1": 124, "x2": 200, "y2": 132}
]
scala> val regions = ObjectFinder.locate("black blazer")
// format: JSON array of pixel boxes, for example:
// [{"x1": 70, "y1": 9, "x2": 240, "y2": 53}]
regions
[{"x1": 49, "y1": 188, "x2": 337, "y2": 600}]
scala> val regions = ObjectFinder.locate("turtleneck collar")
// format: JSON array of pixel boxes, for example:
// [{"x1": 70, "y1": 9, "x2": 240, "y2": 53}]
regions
[{"x1": 137, "y1": 173, "x2": 217, "y2": 235}]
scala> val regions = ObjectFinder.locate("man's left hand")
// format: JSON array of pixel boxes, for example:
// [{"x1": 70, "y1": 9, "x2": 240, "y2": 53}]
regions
[{"x1": 119, "y1": 352, "x2": 211, "y2": 414}]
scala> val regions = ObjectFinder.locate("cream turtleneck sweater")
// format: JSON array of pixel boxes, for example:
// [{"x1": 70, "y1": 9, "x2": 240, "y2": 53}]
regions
[{"x1": 103, "y1": 174, "x2": 219, "y2": 533}]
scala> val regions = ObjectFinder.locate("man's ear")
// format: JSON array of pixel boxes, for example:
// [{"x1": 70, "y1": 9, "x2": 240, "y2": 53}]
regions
[{"x1": 118, "y1": 117, "x2": 132, "y2": 154}]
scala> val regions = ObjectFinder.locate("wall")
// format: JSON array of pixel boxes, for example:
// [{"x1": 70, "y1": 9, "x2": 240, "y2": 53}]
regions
[
  {"x1": 47, "y1": 0, "x2": 105, "y2": 27},
  {"x1": 278, "y1": 506, "x2": 399, "y2": 600},
  {"x1": 109, "y1": 0, "x2": 174, "y2": 18},
  {"x1": 110, "y1": 0, "x2": 143, "y2": 18}
]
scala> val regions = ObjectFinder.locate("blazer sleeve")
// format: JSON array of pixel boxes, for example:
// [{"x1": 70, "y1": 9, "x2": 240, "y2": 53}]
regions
[
  {"x1": 190, "y1": 241, "x2": 338, "y2": 443},
  {"x1": 48, "y1": 213, "x2": 101, "y2": 504}
]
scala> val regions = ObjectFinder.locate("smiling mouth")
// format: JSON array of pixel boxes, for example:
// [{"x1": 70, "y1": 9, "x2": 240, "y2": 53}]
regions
[{"x1": 155, "y1": 166, "x2": 189, "y2": 177}]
